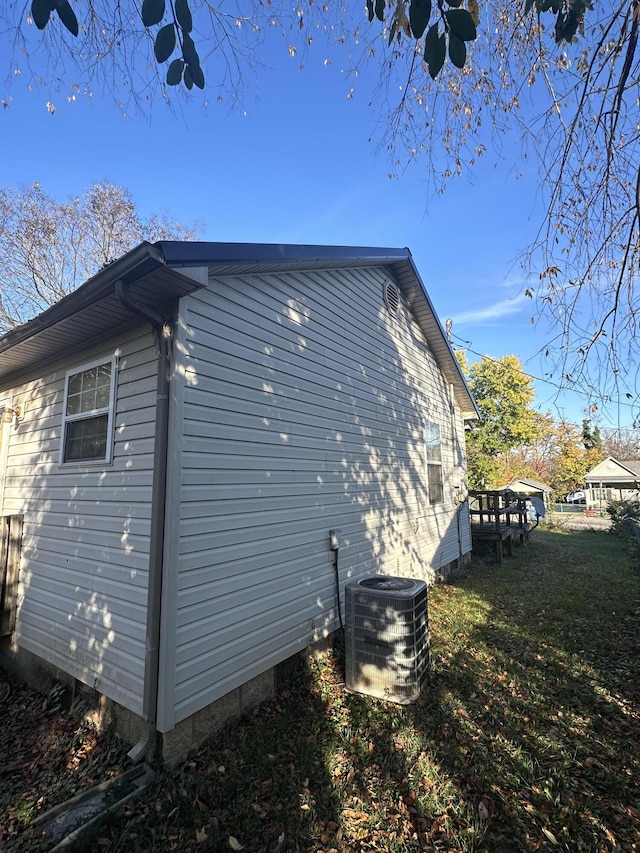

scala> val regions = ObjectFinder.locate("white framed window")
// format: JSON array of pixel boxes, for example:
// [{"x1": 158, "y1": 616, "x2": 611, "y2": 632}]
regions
[
  {"x1": 424, "y1": 421, "x2": 444, "y2": 504},
  {"x1": 60, "y1": 356, "x2": 117, "y2": 465}
]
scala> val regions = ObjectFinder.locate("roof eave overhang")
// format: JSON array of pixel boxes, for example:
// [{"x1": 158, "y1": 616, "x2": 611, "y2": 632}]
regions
[
  {"x1": 155, "y1": 240, "x2": 410, "y2": 270},
  {"x1": 0, "y1": 241, "x2": 203, "y2": 385},
  {"x1": 0, "y1": 242, "x2": 163, "y2": 355}
]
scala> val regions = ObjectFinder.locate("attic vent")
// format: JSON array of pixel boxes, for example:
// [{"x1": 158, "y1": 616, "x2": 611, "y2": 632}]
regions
[{"x1": 383, "y1": 280, "x2": 400, "y2": 316}]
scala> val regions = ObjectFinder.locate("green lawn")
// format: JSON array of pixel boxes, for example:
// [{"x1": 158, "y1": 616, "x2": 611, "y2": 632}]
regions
[{"x1": 14, "y1": 528, "x2": 640, "y2": 852}]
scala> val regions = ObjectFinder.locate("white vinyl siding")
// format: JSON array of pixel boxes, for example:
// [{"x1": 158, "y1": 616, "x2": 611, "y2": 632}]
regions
[
  {"x1": 0, "y1": 327, "x2": 157, "y2": 714},
  {"x1": 158, "y1": 265, "x2": 470, "y2": 729}
]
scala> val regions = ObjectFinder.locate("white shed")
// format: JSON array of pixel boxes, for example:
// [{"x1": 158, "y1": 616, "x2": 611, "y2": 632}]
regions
[{"x1": 0, "y1": 241, "x2": 477, "y2": 762}]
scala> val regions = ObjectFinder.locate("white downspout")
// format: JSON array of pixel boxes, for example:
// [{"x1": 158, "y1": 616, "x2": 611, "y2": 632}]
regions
[{"x1": 115, "y1": 280, "x2": 173, "y2": 762}]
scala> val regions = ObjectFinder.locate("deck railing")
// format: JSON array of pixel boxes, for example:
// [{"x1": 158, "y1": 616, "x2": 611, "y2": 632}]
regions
[{"x1": 468, "y1": 490, "x2": 530, "y2": 562}]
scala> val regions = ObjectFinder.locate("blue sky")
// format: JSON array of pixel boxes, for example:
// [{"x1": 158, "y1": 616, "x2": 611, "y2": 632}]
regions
[{"x1": 1, "y1": 15, "x2": 632, "y2": 429}]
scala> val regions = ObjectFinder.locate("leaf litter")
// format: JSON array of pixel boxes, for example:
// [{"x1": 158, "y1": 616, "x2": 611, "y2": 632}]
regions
[{"x1": 0, "y1": 677, "x2": 129, "y2": 851}]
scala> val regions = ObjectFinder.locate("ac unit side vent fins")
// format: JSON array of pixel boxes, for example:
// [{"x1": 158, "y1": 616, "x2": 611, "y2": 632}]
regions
[{"x1": 344, "y1": 574, "x2": 430, "y2": 704}]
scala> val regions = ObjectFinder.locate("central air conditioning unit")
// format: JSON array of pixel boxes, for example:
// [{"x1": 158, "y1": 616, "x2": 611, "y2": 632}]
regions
[{"x1": 344, "y1": 575, "x2": 430, "y2": 704}]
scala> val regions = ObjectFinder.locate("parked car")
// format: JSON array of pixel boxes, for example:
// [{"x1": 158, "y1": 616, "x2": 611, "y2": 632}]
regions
[{"x1": 566, "y1": 491, "x2": 587, "y2": 504}]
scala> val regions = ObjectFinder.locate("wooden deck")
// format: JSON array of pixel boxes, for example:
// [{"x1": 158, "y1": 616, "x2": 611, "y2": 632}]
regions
[{"x1": 469, "y1": 489, "x2": 531, "y2": 563}]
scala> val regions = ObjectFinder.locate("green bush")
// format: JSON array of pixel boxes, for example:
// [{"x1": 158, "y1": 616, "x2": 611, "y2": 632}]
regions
[
  {"x1": 606, "y1": 499, "x2": 640, "y2": 533},
  {"x1": 607, "y1": 499, "x2": 640, "y2": 572}
]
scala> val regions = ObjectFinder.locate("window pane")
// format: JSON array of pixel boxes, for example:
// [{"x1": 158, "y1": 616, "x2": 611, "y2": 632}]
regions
[
  {"x1": 428, "y1": 464, "x2": 444, "y2": 503},
  {"x1": 66, "y1": 394, "x2": 81, "y2": 416},
  {"x1": 424, "y1": 421, "x2": 443, "y2": 504},
  {"x1": 425, "y1": 422, "x2": 442, "y2": 462},
  {"x1": 63, "y1": 414, "x2": 109, "y2": 462},
  {"x1": 80, "y1": 387, "x2": 98, "y2": 412},
  {"x1": 68, "y1": 373, "x2": 82, "y2": 395},
  {"x1": 97, "y1": 363, "x2": 112, "y2": 382},
  {"x1": 81, "y1": 366, "x2": 98, "y2": 393},
  {"x1": 66, "y1": 362, "x2": 112, "y2": 415},
  {"x1": 95, "y1": 384, "x2": 111, "y2": 408}
]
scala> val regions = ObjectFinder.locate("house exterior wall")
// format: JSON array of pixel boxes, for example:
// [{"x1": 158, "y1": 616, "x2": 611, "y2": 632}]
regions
[
  {"x1": 585, "y1": 458, "x2": 640, "y2": 508},
  {"x1": 158, "y1": 265, "x2": 470, "y2": 731},
  {"x1": 0, "y1": 327, "x2": 158, "y2": 715},
  {"x1": 587, "y1": 486, "x2": 640, "y2": 506}
]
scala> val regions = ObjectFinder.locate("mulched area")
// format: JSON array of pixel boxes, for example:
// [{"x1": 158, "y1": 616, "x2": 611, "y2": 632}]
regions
[{"x1": 0, "y1": 668, "x2": 130, "y2": 852}]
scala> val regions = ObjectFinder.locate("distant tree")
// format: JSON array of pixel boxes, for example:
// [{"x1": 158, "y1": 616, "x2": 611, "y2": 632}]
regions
[
  {"x1": 545, "y1": 420, "x2": 603, "y2": 499},
  {"x1": 454, "y1": 349, "x2": 468, "y2": 376},
  {"x1": 582, "y1": 420, "x2": 602, "y2": 452},
  {"x1": 464, "y1": 441, "x2": 503, "y2": 492},
  {"x1": 0, "y1": 181, "x2": 203, "y2": 330},
  {"x1": 458, "y1": 351, "x2": 608, "y2": 493},
  {"x1": 599, "y1": 428, "x2": 640, "y2": 462},
  {"x1": 467, "y1": 355, "x2": 543, "y2": 452},
  {"x1": 462, "y1": 354, "x2": 544, "y2": 488},
  {"x1": 468, "y1": 408, "x2": 608, "y2": 497},
  {"x1": 499, "y1": 412, "x2": 557, "y2": 485},
  {"x1": 492, "y1": 451, "x2": 538, "y2": 494}
]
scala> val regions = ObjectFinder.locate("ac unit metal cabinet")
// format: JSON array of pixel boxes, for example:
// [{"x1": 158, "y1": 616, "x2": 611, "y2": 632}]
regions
[{"x1": 344, "y1": 575, "x2": 430, "y2": 704}]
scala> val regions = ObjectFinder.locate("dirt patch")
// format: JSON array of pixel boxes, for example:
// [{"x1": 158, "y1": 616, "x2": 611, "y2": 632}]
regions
[{"x1": 548, "y1": 512, "x2": 612, "y2": 531}]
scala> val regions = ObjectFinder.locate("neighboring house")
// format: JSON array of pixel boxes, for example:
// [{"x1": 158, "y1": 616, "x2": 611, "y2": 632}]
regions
[
  {"x1": 584, "y1": 457, "x2": 640, "y2": 510},
  {"x1": 503, "y1": 478, "x2": 553, "y2": 510},
  {"x1": 0, "y1": 241, "x2": 477, "y2": 763}
]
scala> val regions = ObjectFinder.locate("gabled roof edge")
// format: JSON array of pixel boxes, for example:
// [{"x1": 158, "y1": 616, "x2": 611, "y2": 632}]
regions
[
  {"x1": 154, "y1": 241, "x2": 479, "y2": 420},
  {"x1": 585, "y1": 456, "x2": 640, "y2": 479},
  {"x1": 0, "y1": 241, "x2": 479, "y2": 423},
  {"x1": 401, "y1": 249, "x2": 479, "y2": 420}
]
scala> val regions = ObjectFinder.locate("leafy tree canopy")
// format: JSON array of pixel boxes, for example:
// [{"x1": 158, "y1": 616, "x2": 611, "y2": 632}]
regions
[
  {"x1": 0, "y1": 181, "x2": 203, "y2": 330},
  {"x1": 467, "y1": 354, "x2": 544, "y2": 454},
  {"x1": 459, "y1": 353, "x2": 545, "y2": 487},
  {"x1": 543, "y1": 420, "x2": 602, "y2": 499},
  {"x1": 581, "y1": 419, "x2": 602, "y2": 452},
  {"x1": 458, "y1": 353, "x2": 640, "y2": 494}
]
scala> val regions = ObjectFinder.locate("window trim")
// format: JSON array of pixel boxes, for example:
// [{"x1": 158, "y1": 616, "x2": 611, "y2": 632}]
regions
[
  {"x1": 59, "y1": 355, "x2": 117, "y2": 466},
  {"x1": 424, "y1": 420, "x2": 444, "y2": 504}
]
